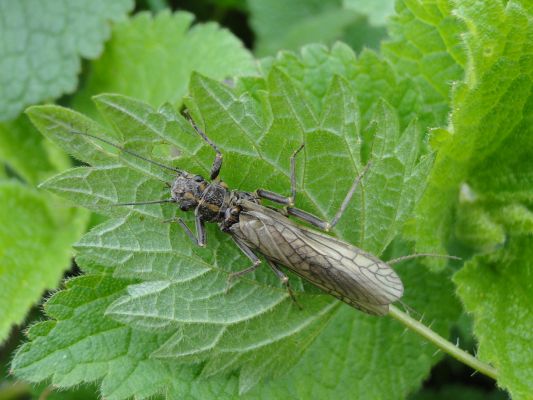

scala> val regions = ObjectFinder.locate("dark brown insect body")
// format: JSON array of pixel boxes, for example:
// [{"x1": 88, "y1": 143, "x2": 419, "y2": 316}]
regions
[{"x1": 72, "y1": 119, "x2": 404, "y2": 316}]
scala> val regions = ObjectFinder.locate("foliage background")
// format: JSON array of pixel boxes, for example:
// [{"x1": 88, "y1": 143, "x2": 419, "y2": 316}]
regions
[{"x1": 0, "y1": 0, "x2": 531, "y2": 399}]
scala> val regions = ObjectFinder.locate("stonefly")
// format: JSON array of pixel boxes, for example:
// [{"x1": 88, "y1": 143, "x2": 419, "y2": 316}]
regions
[{"x1": 70, "y1": 117, "x2": 405, "y2": 316}]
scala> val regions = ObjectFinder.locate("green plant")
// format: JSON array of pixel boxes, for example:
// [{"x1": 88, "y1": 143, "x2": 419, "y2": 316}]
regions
[{"x1": 1, "y1": 1, "x2": 531, "y2": 399}]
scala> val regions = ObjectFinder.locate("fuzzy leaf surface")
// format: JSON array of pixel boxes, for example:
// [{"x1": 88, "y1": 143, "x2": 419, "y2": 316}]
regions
[
  {"x1": 408, "y1": 0, "x2": 532, "y2": 260},
  {"x1": 454, "y1": 235, "x2": 533, "y2": 399},
  {"x1": 11, "y1": 274, "x2": 239, "y2": 400}
]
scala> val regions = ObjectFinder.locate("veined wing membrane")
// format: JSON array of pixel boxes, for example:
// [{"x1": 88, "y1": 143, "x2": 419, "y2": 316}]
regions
[{"x1": 231, "y1": 204, "x2": 404, "y2": 316}]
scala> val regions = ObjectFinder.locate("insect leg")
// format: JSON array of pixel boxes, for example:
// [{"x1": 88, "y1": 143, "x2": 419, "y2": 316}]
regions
[
  {"x1": 169, "y1": 216, "x2": 206, "y2": 247},
  {"x1": 290, "y1": 144, "x2": 305, "y2": 203},
  {"x1": 265, "y1": 259, "x2": 301, "y2": 308},
  {"x1": 195, "y1": 213, "x2": 207, "y2": 246},
  {"x1": 257, "y1": 147, "x2": 369, "y2": 233},
  {"x1": 175, "y1": 218, "x2": 197, "y2": 243},
  {"x1": 227, "y1": 236, "x2": 262, "y2": 282},
  {"x1": 253, "y1": 192, "x2": 330, "y2": 230},
  {"x1": 226, "y1": 236, "x2": 301, "y2": 307},
  {"x1": 256, "y1": 192, "x2": 331, "y2": 232},
  {"x1": 256, "y1": 189, "x2": 292, "y2": 205},
  {"x1": 254, "y1": 142, "x2": 331, "y2": 230},
  {"x1": 186, "y1": 112, "x2": 223, "y2": 180},
  {"x1": 285, "y1": 207, "x2": 329, "y2": 230},
  {"x1": 328, "y1": 161, "x2": 372, "y2": 230},
  {"x1": 256, "y1": 144, "x2": 305, "y2": 206},
  {"x1": 284, "y1": 162, "x2": 371, "y2": 231}
]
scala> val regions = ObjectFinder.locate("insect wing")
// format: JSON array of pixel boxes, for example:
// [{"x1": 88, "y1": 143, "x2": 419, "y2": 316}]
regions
[{"x1": 232, "y1": 206, "x2": 403, "y2": 315}]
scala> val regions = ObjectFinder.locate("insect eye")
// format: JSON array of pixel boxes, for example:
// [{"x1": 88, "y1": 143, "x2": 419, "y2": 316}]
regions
[{"x1": 193, "y1": 175, "x2": 203, "y2": 182}]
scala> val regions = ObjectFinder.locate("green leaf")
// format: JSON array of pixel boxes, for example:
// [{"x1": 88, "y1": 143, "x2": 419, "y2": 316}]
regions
[
  {"x1": 257, "y1": 41, "x2": 450, "y2": 143},
  {"x1": 247, "y1": 0, "x2": 388, "y2": 56},
  {"x1": 11, "y1": 274, "x2": 239, "y2": 400},
  {"x1": 16, "y1": 61, "x2": 461, "y2": 396},
  {"x1": 494, "y1": 204, "x2": 533, "y2": 236},
  {"x1": 0, "y1": 180, "x2": 87, "y2": 343},
  {"x1": 454, "y1": 200, "x2": 506, "y2": 253},
  {"x1": 26, "y1": 105, "x2": 122, "y2": 168},
  {"x1": 382, "y1": 0, "x2": 465, "y2": 131},
  {"x1": 388, "y1": 3, "x2": 533, "y2": 398},
  {"x1": 344, "y1": 0, "x2": 395, "y2": 25},
  {"x1": 0, "y1": 115, "x2": 69, "y2": 185},
  {"x1": 467, "y1": 96, "x2": 533, "y2": 205},
  {"x1": 408, "y1": 0, "x2": 533, "y2": 262},
  {"x1": 454, "y1": 235, "x2": 533, "y2": 399},
  {"x1": 72, "y1": 11, "x2": 256, "y2": 117},
  {"x1": 246, "y1": 259, "x2": 460, "y2": 399},
  {"x1": 0, "y1": 0, "x2": 133, "y2": 120}
]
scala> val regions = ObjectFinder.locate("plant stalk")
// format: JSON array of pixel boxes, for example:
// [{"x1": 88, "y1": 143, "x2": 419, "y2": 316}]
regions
[{"x1": 388, "y1": 305, "x2": 498, "y2": 380}]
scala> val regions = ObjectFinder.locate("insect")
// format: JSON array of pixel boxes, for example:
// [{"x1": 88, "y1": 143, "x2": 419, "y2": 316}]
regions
[{"x1": 69, "y1": 116, "x2": 404, "y2": 316}]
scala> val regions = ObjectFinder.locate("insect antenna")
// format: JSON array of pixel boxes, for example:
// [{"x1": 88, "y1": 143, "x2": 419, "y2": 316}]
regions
[
  {"x1": 111, "y1": 199, "x2": 176, "y2": 207},
  {"x1": 69, "y1": 128, "x2": 183, "y2": 174},
  {"x1": 387, "y1": 253, "x2": 461, "y2": 265}
]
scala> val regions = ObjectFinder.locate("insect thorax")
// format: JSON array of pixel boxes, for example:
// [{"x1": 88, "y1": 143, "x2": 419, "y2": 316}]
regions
[
  {"x1": 219, "y1": 191, "x2": 260, "y2": 232},
  {"x1": 196, "y1": 183, "x2": 230, "y2": 222}
]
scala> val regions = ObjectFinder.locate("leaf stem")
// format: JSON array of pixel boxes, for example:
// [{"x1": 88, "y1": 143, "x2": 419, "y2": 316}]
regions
[{"x1": 388, "y1": 305, "x2": 498, "y2": 380}]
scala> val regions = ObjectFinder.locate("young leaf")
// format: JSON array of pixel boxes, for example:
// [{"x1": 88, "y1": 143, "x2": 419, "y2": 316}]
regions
[
  {"x1": 383, "y1": 0, "x2": 466, "y2": 103},
  {"x1": 411, "y1": 0, "x2": 532, "y2": 262},
  {"x1": 383, "y1": 1, "x2": 533, "y2": 396},
  {"x1": 258, "y1": 42, "x2": 443, "y2": 139},
  {"x1": 379, "y1": 0, "x2": 465, "y2": 135},
  {"x1": 454, "y1": 200, "x2": 506, "y2": 253}
]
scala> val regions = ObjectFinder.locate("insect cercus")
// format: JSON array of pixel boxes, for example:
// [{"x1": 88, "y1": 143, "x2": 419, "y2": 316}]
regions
[{"x1": 70, "y1": 115, "x2": 405, "y2": 316}]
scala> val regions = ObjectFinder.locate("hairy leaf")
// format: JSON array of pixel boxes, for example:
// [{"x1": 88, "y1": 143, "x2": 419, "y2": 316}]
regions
[
  {"x1": 11, "y1": 274, "x2": 239, "y2": 400},
  {"x1": 454, "y1": 235, "x2": 533, "y2": 399},
  {"x1": 16, "y1": 63, "x2": 460, "y2": 396},
  {"x1": 0, "y1": 0, "x2": 133, "y2": 120},
  {"x1": 410, "y1": 0, "x2": 532, "y2": 261}
]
